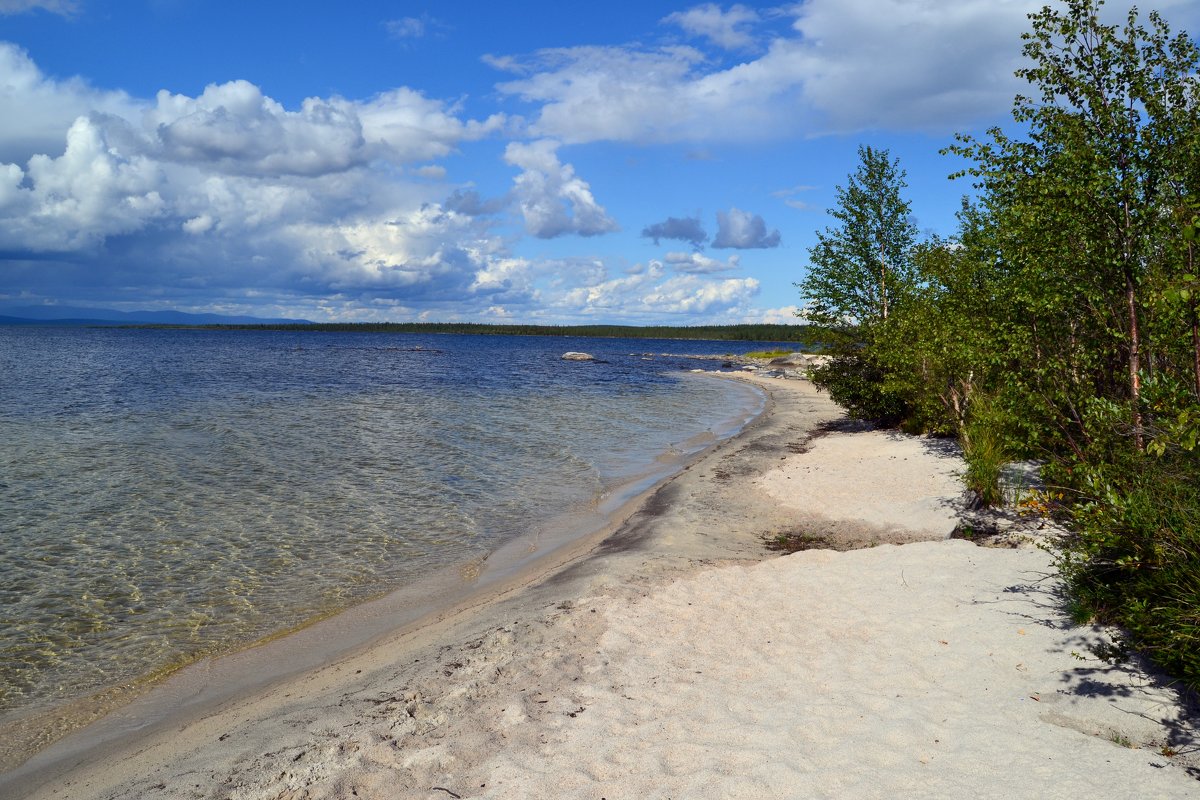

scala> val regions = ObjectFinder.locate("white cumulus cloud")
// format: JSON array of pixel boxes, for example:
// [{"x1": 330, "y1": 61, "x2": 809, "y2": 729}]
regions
[
  {"x1": 148, "y1": 81, "x2": 368, "y2": 177},
  {"x1": 713, "y1": 208, "x2": 780, "y2": 249},
  {"x1": 0, "y1": 43, "x2": 141, "y2": 164},
  {"x1": 144, "y1": 82, "x2": 507, "y2": 177},
  {"x1": 488, "y1": 0, "x2": 1148, "y2": 141},
  {"x1": 357, "y1": 88, "x2": 508, "y2": 163},
  {"x1": 504, "y1": 139, "x2": 618, "y2": 238},
  {"x1": 493, "y1": 44, "x2": 787, "y2": 144},
  {"x1": 0, "y1": 46, "x2": 511, "y2": 268},
  {"x1": 641, "y1": 273, "x2": 760, "y2": 315},
  {"x1": 1, "y1": 116, "x2": 165, "y2": 251},
  {"x1": 558, "y1": 260, "x2": 759, "y2": 320},
  {"x1": 790, "y1": 0, "x2": 1035, "y2": 132}
]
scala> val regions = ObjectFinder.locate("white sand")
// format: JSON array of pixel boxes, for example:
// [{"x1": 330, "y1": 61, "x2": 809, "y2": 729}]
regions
[
  {"x1": 476, "y1": 542, "x2": 1196, "y2": 799},
  {"x1": 757, "y1": 427, "x2": 967, "y2": 540},
  {"x1": 7, "y1": 375, "x2": 1197, "y2": 799}
]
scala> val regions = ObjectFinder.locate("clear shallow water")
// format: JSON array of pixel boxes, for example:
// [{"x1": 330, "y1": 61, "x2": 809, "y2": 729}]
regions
[{"x1": 0, "y1": 327, "x2": 768, "y2": 718}]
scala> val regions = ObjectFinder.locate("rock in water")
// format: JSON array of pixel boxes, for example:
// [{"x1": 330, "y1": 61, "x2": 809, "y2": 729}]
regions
[{"x1": 561, "y1": 352, "x2": 596, "y2": 361}]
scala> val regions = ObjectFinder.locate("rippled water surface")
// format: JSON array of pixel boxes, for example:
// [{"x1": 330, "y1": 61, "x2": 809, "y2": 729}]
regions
[{"x1": 0, "y1": 327, "x2": 767, "y2": 717}]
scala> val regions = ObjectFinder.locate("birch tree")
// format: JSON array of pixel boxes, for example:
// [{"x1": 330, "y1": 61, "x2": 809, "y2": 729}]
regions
[{"x1": 798, "y1": 145, "x2": 918, "y2": 336}]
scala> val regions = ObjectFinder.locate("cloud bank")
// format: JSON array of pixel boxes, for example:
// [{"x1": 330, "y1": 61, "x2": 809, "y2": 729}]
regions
[
  {"x1": 16, "y1": 0, "x2": 1153, "y2": 323},
  {"x1": 486, "y1": 0, "x2": 1091, "y2": 142},
  {"x1": 0, "y1": 42, "x2": 771, "y2": 324}
]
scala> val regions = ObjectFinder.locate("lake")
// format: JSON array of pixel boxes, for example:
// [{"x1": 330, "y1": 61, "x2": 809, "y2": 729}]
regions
[{"x1": 0, "y1": 326, "x2": 774, "y2": 722}]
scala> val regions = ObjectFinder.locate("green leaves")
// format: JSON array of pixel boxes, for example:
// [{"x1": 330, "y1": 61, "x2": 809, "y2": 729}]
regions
[
  {"x1": 1159, "y1": 274, "x2": 1199, "y2": 305},
  {"x1": 1182, "y1": 217, "x2": 1198, "y2": 242},
  {"x1": 798, "y1": 145, "x2": 919, "y2": 336},
  {"x1": 1147, "y1": 406, "x2": 1200, "y2": 455},
  {"x1": 818, "y1": 0, "x2": 1200, "y2": 691}
]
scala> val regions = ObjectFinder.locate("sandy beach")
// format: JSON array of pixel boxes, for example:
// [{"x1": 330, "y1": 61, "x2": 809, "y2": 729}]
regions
[{"x1": 5, "y1": 374, "x2": 1197, "y2": 799}]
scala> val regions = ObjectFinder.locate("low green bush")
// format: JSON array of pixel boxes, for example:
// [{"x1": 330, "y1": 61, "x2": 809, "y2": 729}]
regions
[
  {"x1": 1057, "y1": 449, "x2": 1200, "y2": 692},
  {"x1": 809, "y1": 353, "x2": 910, "y2": 427}
]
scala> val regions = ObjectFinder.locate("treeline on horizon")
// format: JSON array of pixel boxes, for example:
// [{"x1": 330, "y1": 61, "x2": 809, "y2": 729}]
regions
[
  {"x1": 802, "y1": 1, "x2": 1200, "y2": 692},
  {"x1": 132, "y1": 321, "x2": 823, "y2": 344}
]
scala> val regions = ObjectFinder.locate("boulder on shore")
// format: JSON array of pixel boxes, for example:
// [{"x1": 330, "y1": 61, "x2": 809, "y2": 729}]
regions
[
  {"x1": 768, "y1": 353, "x2": 812, "y2": 367},
  {"x1": 561, "y1": 352, "x2": 596, "y2": 361}
]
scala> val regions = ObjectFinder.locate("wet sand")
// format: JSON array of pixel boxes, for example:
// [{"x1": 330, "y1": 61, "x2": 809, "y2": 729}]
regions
[{"x1": 5, "y1": 374, "x2": 1197, "y2": 798}]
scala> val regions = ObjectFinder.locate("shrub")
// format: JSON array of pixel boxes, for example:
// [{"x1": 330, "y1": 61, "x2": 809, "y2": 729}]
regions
[
  {"x1": 962, "y1": 395, "x2": 1011, "y2": 507},
  {"x1": 1057, "y1": 449, "x2": 1200, "y2": 692},
  {"x1": 809, "y1": 353, "x2": 910, "y2": 427}
]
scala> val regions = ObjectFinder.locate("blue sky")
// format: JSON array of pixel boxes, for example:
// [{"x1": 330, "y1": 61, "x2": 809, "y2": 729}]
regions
[{"x1": 2, "y1": 0, "x2": 1198, "y2": 324}]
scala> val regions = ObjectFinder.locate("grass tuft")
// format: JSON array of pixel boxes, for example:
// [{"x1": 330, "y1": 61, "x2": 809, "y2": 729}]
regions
[{"x1": 962, "y1": 395, "x2": 1010, "y2": 508}]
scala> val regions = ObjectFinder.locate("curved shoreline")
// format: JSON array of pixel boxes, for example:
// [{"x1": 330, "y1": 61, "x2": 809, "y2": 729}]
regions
[
  {"x1": 8, "y1": 374, "x2": 1199, "y2": 798},
  {"x1": 0, "y1": 373, "x2": 773, "y2": 796}
]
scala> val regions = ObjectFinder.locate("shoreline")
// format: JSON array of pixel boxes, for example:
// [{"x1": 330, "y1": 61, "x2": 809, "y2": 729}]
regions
[
  {"x1": 0, "y1": 330, "x2": 765, "y2": 759},
  {"x1": 0, "y1": 371, "x2": 775, "y2": 795},
  {"x1": 7, "y1": 374, "x2": 1199, "y2": 798}
]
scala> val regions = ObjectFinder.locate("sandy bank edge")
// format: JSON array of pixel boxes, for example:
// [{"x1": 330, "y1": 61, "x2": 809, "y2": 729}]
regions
[
  {"x1": 0, "y1": 374, "x2": 765, "y2": 781},
  {"x1": 1, "y1": 373, "x2": 810, "y2": 796}
]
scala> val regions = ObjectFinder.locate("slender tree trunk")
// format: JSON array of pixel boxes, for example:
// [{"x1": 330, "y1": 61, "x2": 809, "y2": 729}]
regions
[
  {"x1": 1031, "y1": 317, "x2": 1042, "y2": 371},
  {"x1": 1191, "y1": 301, "x2": 1200, "y2": 399},
  {"x1": 878, "y1": 235, "x2": 888, "y2": 321},
  {"x1": 1190, "y1": 242, "x2": 1200, "y2": 399},
  {"x1": 1125, "y1": 267, "x2": 1145, "y2": 449},
  {"x1": 1069, "y1": 322, "x2": 1081, "y2": 385},
  {"x1": 1121, "y1": 198, "x2": 1144, "y2": 450}
]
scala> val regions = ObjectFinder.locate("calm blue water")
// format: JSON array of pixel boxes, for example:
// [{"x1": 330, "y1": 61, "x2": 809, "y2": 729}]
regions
[{"x1": 0, "y1": 327, "x2": 772, "y2": 718}]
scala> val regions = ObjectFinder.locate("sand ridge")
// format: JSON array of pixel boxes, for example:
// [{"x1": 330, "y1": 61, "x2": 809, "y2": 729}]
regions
[{"x1": 6, "y1": 374, "x2": 1198, "y2": 799}]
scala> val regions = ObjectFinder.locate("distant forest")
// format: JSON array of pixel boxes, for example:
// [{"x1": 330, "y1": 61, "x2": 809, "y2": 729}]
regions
[{"x1": 128, "y1": 322, "x2": 822, "y2": 343}]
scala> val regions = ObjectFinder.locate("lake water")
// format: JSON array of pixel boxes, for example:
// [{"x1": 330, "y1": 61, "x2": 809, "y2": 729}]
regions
[{"x1": 0, "y1": 327, "x2": 770, "y2": 723}]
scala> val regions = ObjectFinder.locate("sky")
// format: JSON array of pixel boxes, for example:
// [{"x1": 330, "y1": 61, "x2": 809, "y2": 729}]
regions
[{"x1": 1, "y1": 0, "x2": 1198, "y2": 324}]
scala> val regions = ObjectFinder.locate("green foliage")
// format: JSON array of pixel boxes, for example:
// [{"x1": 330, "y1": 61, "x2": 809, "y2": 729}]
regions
[
  {"x1": 798, "y1": 145, "x2": 919, "y2": 334},
  {"x1": 798, "y1": 0, "x2": 1200, "y2": 691},
  {"x1": 962, "y1": 395, "x2": 1011, "y2": 508},
  {"x1": 1057, "y1": 451, "x2": 1200, "y2": 685},
  {"x1": 1143, "y1": 374, "x2": 1200, "y2": 455},
  {"x1": 809, "y1": 353, "x2": 910, "y2": 427},
  {"x1": 946, "y1": 0, "x2": 1200, "y2": 450},
  {"x1": 744, "y1": 349, "x2": 794, "y2": 359},
  {"x1": 799, "y1": 145, "x2": 926, "y2": 428}
]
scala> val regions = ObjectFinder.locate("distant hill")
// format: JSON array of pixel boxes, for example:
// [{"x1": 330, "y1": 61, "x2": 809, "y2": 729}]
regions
[{"x1": 0, "y1": 305, "x2": 312, "y2": 326}]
